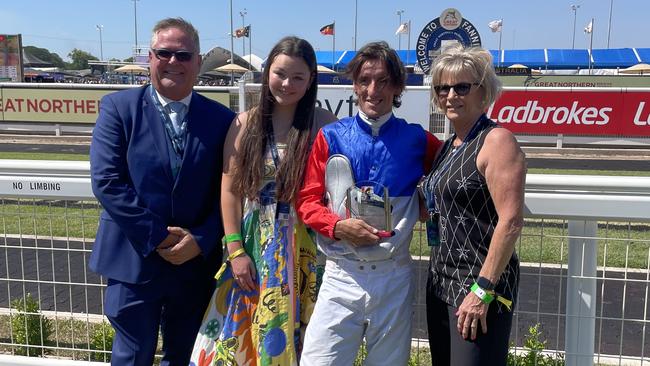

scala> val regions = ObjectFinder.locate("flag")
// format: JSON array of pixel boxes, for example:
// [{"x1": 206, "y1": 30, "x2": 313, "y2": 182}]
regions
[
  {"x1": 395, "y1": 22, "x2": 409, "y2": 35},
  {"x1": 584, "y1": 20, "x2": 593, "y2": 34},
  {"x1": 234, "y1": 25, "x2": 250, "y2": 38},
  {"x1": 488, "y1": 19, "x2": 503, "y2": 33},
  {"x1": 320, "y1": 23, "x2": 334, "y2": 36}
]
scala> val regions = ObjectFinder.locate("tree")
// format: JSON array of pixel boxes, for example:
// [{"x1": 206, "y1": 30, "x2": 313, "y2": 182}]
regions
[
  {"x1": 123, "y1": 56, "x2": 134, "y2": 63},
  {"x1": 23, "y1": 46, "x2": 66, "y2": 68},
  {"x1": 67, "y1": 48, "x2": 98, "y2": 70}
]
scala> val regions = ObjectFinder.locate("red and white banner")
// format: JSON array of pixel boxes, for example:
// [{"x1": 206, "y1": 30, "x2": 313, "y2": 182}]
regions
[{"x1": 487, "y1": 89, "x2": 650, "y2": 137}]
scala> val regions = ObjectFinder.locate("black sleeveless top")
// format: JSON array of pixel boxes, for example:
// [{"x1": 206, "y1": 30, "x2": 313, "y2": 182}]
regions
[{"x1": 426, "y1": 116, "x2": 519, "y2": 312}]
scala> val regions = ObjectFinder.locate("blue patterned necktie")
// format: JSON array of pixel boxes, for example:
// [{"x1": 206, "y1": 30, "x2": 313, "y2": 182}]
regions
[{"x1": 166, "y1": 101, "x2": 186, "y2": 134}]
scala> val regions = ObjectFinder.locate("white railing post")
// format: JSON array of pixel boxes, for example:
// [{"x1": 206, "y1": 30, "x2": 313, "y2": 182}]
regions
[
  {"x1": 238, "y1": 77, "x2": 247, "y2": 113},
  {"x1": 565, "y1": 220, "x2": 598, "y2": 366}
]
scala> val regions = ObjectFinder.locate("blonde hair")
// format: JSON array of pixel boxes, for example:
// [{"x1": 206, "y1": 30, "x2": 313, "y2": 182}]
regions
[{"x1": 430, "y1": 43, "x2": 501, "y2": 111}]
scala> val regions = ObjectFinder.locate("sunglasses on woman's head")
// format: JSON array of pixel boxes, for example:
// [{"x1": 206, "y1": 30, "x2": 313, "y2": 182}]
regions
[
  {"x1": 151, "y1": 48, "x2": 194, "y2": 62},
  {"x1": 434, "y1": 82, "x2": 480, "y2": 97}
]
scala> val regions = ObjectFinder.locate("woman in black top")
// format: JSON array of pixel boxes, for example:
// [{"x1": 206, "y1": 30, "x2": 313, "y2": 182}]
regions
[{"x1": 423, "y1": 43, "x2": 526, "y2": 365}]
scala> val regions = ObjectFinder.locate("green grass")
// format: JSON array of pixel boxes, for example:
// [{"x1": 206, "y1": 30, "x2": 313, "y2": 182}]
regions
[
  {"x1": 409, "y1": 219, "x2": 650, "y2": 269},
  {"x1": 0, "y1": 152, "x2": 88, "y2": 161},
  {"x1": 0, "y1": 199, "x2": 99, "y2": 239},
  {"x1": 0, "y1": 315, "x2": 111, "y2": 362},
  {"x1": 528, "y1": 168, "x2": 650, "y2": 176},
  {"x1": 1, "y1": 198, "x2": 647, "y2": 269}
]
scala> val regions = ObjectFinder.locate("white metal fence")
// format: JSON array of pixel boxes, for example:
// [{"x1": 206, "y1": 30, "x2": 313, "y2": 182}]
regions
[{"x1": 0, "y1": 160, "x2": 648, "y2": 365}]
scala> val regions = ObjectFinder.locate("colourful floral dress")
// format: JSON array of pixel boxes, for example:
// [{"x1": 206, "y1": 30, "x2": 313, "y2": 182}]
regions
[{"x1": 190, "y1": 143, "x2": 322, "y2": 366}]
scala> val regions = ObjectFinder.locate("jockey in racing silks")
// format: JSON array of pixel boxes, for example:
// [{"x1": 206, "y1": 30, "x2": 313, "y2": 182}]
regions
[{"x1": 296, "y1": 41, "x2": 441, "y2": 366}]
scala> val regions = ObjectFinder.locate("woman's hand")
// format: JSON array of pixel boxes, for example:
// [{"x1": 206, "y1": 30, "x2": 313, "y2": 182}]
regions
[
  {"x1": 230, "y1": 254, "x2": 257, "y2": 292},
  {"x1": 455, "y1": 292, "x2": 489, "y2": 340}
]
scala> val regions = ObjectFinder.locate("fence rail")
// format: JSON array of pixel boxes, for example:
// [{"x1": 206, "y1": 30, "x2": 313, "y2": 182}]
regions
[{"x1": 0, "y1": 160, "x2": 649, "y2": 365}]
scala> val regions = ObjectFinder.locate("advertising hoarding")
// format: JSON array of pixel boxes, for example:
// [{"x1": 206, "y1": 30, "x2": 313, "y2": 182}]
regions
[
  {"x1": 0, "y1": 34, "x2": 23, "y2": 82},
  {"x1": 487, "y1": 89, "x2": 650, "y2": 136},
  {"x1": 0, "y1": 85, "x2": 230, "y2": 123}
]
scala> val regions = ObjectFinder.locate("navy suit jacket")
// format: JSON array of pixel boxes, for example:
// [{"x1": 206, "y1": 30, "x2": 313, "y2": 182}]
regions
[{"x1": 89, "y1": 85, "x2": 235, "y2": 284}]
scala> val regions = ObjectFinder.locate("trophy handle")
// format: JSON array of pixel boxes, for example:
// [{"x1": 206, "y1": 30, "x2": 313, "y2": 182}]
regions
[
  {"x1": 383, "y1": 186, "x2": 391, "y2": 230},
  {"x1": 378, "y1": 185, "x2": 393, "y2": 238}
]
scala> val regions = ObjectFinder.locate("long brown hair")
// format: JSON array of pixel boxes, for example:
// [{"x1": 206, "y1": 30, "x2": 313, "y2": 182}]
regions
[{"x1": 232, "y1": 36, "x2": 318, "y2": 203}]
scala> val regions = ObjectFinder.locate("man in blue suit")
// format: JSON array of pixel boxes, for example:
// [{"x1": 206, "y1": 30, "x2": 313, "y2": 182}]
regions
[{"x1": 89, "y1": 17, "x2": 235, "y2": 365}]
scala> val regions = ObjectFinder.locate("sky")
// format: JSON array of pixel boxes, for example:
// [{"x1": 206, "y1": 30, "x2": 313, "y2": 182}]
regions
[{"x1": 2, "y1": 0, "x2": 650, "y2": 62}]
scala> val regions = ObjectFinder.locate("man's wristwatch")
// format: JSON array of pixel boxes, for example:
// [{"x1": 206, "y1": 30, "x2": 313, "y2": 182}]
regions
[{"x1": 477, "y1": 276, "x2": 496, "y2": 291}]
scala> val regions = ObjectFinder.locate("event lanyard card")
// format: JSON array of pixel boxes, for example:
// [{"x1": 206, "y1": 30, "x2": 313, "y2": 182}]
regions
[{"x1": 426, "y1": 212, "x2": 440, "y2": 247}]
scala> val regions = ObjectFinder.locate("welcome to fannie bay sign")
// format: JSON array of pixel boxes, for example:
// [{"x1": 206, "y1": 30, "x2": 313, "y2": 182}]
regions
[{"x1": 416, "y1": 8, "x2": 482, "y2": 75}]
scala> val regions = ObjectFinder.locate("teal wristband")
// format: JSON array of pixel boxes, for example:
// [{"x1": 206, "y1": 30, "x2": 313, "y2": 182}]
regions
[
  {"x1": 222, "y1": 233, "x2": 243, "y2": 246},
  {"x1": 471, "y1": 282, "x2": 494, "y2": 305}
]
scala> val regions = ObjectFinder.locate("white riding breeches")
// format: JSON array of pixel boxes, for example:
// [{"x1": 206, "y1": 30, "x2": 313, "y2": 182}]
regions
[{"x1": 301, "y1": 257, "x2": 414, "y2": 366}]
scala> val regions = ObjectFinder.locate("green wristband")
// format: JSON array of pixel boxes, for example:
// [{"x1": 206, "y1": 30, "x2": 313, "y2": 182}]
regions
[
  {"x1": 222, "y1": 233, "x2": 243, "y2": 245},
  {"x1": 471, "y1": 282, "x2": 494, "y2": 305}
]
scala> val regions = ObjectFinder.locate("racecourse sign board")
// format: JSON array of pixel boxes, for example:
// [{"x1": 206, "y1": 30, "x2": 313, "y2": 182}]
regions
[
  {"x1": 0, "y1": 84, "x2": 230, "y2": 123},
  {"x1": 1, "y1": 83, "x2": 649, "y2": 138},
  {"x1": 487, "y1": 88, "x2": 650, "y2": 137},
  {"x1": 416, "y1": 8, "x2": 482, "y2": 75}
]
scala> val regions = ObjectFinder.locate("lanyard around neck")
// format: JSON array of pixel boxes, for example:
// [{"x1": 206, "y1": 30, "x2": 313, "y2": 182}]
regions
[
  {"x1": 149, "y1": 85, "x2": 188, "y2": 156},
  {"x1": 424, "y1": 114, "x2": 488, "y2": 214}
]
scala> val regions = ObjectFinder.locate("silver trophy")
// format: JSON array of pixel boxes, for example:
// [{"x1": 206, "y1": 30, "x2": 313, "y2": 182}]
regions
[{"x1": 346, "y1": 181, "x2": 393, "y2": 237}]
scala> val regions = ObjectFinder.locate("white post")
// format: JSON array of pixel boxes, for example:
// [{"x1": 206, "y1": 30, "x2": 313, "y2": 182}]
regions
[
  {"x1": 565, "y1": 220, "x2": 597, "y2": 366},
  {"x1": 55, "y1": 124, "x2": 61, "y2": 137},
  {"x1": 556, "y1": 133, "x2": 564, "y2": 149},
  {"x1": 238, "y1": 79, "x2": 247, "y2": 113}
]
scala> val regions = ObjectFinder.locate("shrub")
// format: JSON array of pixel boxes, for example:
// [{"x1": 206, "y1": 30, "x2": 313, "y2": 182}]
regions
[
  {"x1": 508, "y1": 324, "x2": 564, "y2": 366},
  {"x1": 10, "y1": 293, "x2": 52, "y2": 357},
  {"x1": 90, "y1": 321, "x2": 114, "y2": 362},
  {"x1": 353, "y1": 342, "x2": 431, "y2": 365}
]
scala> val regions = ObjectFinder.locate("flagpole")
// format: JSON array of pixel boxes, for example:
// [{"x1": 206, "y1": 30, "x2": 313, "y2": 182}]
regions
[
  {"x1": 588, "y1": 18, "x2": 594, "y2": 75},
  {"x1": 354, "y1": 0, "x2": 358, "y2": 51},
  {"x1": 239, "y1": 9, "x2": 247, "y2": 56},
  {"x1": 249, "y1": 26, "x2": 252, "y2": 71},
  {"x1": 229, "y1": 0, "x2": 234, "y2": 85},
  {"x1": 332, "y1": 21, "x2": 336, "y2": 70},
  {"x1": 606, "y1": 0, "x2": 613, "y2": 48},
  {"x1": 498, "y1": 24, "x2": 503, "y2": 67},
  {"x1": 407, "y1": 20, "x2": 411, "y2": 65}
]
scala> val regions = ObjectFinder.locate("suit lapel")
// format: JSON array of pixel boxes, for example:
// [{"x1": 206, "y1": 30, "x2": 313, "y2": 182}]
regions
[{"x1": 142, "y1": 90, "x2": 174, "y2": 182}]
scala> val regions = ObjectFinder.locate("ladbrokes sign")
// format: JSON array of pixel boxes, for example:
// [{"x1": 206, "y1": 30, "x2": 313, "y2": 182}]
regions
[{"x1": 487, "y1": 89, "x2": 650, "y2": 136}]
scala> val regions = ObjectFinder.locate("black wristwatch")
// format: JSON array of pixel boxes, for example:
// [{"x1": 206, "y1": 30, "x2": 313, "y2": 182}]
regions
[{"x1": 477, "y1": 276, "x2": 496, "y2": 291}]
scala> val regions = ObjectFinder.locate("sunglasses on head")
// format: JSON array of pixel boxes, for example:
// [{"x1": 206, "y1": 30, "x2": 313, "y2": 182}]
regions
[
  {"x1": 434, "y1": 82, "x2": 480, "y2": 97},
  {"x1": 151, "y1": 48, "x2": 194, "y2": 62}
]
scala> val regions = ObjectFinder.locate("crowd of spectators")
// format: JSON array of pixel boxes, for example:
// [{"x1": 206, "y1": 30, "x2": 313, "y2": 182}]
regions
[{"x1": 24, "y1": 73, "x2": 235, "y2": 86}]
